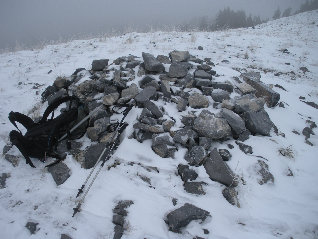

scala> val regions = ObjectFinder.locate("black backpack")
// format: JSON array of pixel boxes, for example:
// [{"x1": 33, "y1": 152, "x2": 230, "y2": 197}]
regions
[{"x1": 9, "y1": 96, "x2": 88, "y2": 168}]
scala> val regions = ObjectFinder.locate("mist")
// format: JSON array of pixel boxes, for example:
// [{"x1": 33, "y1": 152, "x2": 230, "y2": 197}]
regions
[{"x1": 0, "y1": 0, "x2": 307, "y2": 51}]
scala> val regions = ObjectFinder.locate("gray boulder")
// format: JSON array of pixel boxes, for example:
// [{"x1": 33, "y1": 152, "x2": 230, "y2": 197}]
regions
[
  {"x1": 188, "y1": 93, "x2": 209, "y2": 108},
  {"x1": 184, "y1": 182, "x2": 207, "y2": 195},
  {"x1": 211, "y1": 82, "x2": 234, "y2": 93},
  {"x1": 168, "y1": 63, "x2": 189, "y2": 78},
  {"x1": 61, "y1": 234, "x2": 72, "y2": 239},
  {"x1": 177, "y1": 164, "x2": 198, "y2": 182},
  {"x1": 243, "y1": 109, "x2": 273, "y2": 136},
  {"x1": 48, "y1": 162, "x2": 71, "y2": 186},
  {"x1": 241, "y1": 71, "x2": 261, "y2": 82},
  {"x1": 236, "y1": 82, "x2": 256, "y2": 95},
  {"x1": 177, "y1": 98, "x2": 188, "y2": 112},
  {"x1": 181, "y1": 114, "x2": 196, "y2": 126},
  {"x1": 133, "y1": 123, "x2": 164, "y2": 134},
  {"x1": 152, "y1": 144, "x2": 176, "y2": 158},
  {"x1": 139, "y1": 76, "x2": 156, "y2": 88},
  {"x1": 222, "y1": 187, "x2": 240, "y2": 207},
  {"x1": 184, "y1": 146, "x2": 207, "y2": 166},
  {"x1": 169, "y1": 50, "x2": 190, "y2": 62},
  {"x1": 203, "y1": 148, "x2": 236, "y2": 187},
  {"x1": 221, "y1": 109, "x2": 246, "y2": 136},
  {"x1": 234, "y1": 94, "x2": 265, "y2": 113},
  {"x1": 135, "y1": 86, "x2": 157, "y2": 104},
  {"x1": 243, "y1": 78, "x2": 280, "y2": 107},
  {"x1": 84, "y1": 143, "x2": 107, "y2": 169},
  {"x1": 193, "y1": 114, "x2": 231, "y2": 139},
  {"x1": 194, "y1": 70, "x2": 212, "y2": 80},
  {"x1": 144, "y1": 101, "x2": 163, "y2": 118},
  {"x1": 92, "y1": 59, "x2": 109, "y2": 71},
  {"x1": 160, "y1": 80, "x2": 171, "y2": 98},
  {"x1": 211, "y1": 90, "x2": 230, "y2": 103},
  {"x1": 118, "y1": 83, "x2": 139, "y2": 103},
  {"x1": 142, "y1": 52, "x2": 165, "y2": 73},
  {"x1": 257, "y1": 160, "x2": 274, "y2": 185},
  {"x1": 165, "y1": 203, "x2": 210, "y2": 233},
  {"x1": 195, "y1": 79, "x2": 212, "y2": 88}
]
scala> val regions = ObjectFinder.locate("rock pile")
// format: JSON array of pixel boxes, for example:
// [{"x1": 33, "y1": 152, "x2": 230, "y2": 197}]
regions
[{"x1": 4, "y1": 49, "x2": 283, "y2": 235}]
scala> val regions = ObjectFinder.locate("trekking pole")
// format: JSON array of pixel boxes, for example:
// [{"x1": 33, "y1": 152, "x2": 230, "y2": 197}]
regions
[{"x1": 73, "y1": 104, "x2": 133, "y2": 217}]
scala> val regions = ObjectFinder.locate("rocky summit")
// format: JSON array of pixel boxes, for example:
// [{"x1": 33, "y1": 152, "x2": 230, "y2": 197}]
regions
[{"x1": 0, "y1": 10, "x2": 317, "y2": 239}]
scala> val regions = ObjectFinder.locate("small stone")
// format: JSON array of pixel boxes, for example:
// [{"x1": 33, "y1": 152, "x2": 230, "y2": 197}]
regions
[
  {"x1": 184, "y1": 146, "x2": 207, "y2": 166},
  {"x1": 184, "y1": 182, "x2": 207, "y2": 195},
  {"x1": 139, "y1": 76, "x2": 156, "y2": 88},
  {"x1": 135, "y1": 86, "x2": 157, "y2": 104},
  {"x1": 163, "y1": 120, "x2": 175, "y2": 132},
  {"x1": 0, "y1": 173, "x2": 10, "y2": 189},
  {"x1": 152, "y1": 144, "x2": 176, "y2": 158},
  {"x1": 119, "y1": 83, "x2": 139, "y2": 103},
  {"x1": 181, "y1": 114, "x2": 196, "y2": 126},
  {"x1": 203, "y1": 229, "x2": 210, "y2": 234},
  {"x1": 243, "y1": 109, "x2": 274, "y2": 136},
  {"x1": 218, "y1": 149, "x2": 232, "y2": 161},
  {"x1": 222, "y1": 187, "x2": 240, "y2": 207},
  {"x1": 2, "y1": 143, "x2": 12, "y2": 155},
  {"x1": 172, "y1": 198, "x2": 178, "y2": 206},
  {"x1": 47, "y1": 162, "x2": 71, "y2": 186},
  {"x1": 4, "y1": 154, "x2": 19, "y2": 167},
  {"x1": 142, "y1": 52, "x2": 165, "y2": 73},
  {"x1": 113, "y1": 215, "x2": 125, "y2": 226},
  {"x1": 61, "y1": 234, "x2": 72, "y2": 239},
  {"x1": 92, "y1": 59, "x2": 109, "y2": 71},
  {"x1": 25, "y1": 222, "x2": 39, "y2": 235},
  {"x1": 177, "y1": 98, "x2": 188, "y2": 112},
  {"x1": 257, "y1": 160, "x2": 274, "y2": 185},
  {"x1": 165, "y1": 203, "x2": 210, "y2": 233},
  {"x1": 236, "y1": 141, "x2": 253, "y2": 154},
  {"x1": 194, "y1": 70, "x2": 212, "y2": 80},
  {"x1": 188, "y1": 93, "x2": 209, "y2": 108},
  {"x1": 169, "y1": 50, "x2": 190, "y2": 62},
  {"x1": 236, "y1": 82, "x2": 256, "y2": 95},
  {"x1": 168, "y1": 63, "x2": 189, "y2": 78},
  {"x1": 178, "y1": 164, "x2": 198, "y2": 182},
  {"x1": 144, "y1": 101, "x2": 163, "y2": 118},
  {"x1": 103, "y1": 93, "x2": 119, "y2": 106},
  {"x1": 234, "y1": 94, "x2": 265, "y2": 114},
  {"x1": 211, "y1": 90, "x2": 230, "y2": 103},
  {"x1": 198, "y1": 46, "x2": 203, "y2": 50},
  {"x1": 157, "y1": 55, "x2": 171, "y2": 64},
  {"x1": 204, "y1": 148, "x2": 236, "y2": 187},
  {"x1": 173, "y1": 127, "x2": 198, "y2": 146},
  {"x1": 126, "y1": 60, "x2": 140, "y2": 69}
]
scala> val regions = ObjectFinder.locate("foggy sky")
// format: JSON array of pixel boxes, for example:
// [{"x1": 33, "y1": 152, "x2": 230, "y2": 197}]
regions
[{"x1": 0, "y1": 0, "x2": 307, "y2": 50}]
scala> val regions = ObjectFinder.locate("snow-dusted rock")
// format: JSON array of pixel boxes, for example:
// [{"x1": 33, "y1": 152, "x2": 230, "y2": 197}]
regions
[
  {"x1": 168, "y1": 62, "x2": 189, "y2": 78},
  {"x1": 142, "y1": 52, "x2": 165, "y2": 73},
  {"x1": 257, "y1": 160, "x2": 274, "y2": 185},
  {"x1": 184, "y1": 182, "x2": 207, "y2": 195},
  {"x1": 184, "y1": 146, "x2": 207, "y2": 166},
  {"x1": 135, "y1": 86, "x2": 157, "y2": 104},
  {"x1": 188, "y1": 93, "x2": 209, "y2": 108},
  {"x1": 92, "y1": 59, "x2": 109, "y2": 71},
  {"x1": 165, "y1": 203, "x2": 210, "y2": 233},
  {"x1": 177, "y1": 164, "x2": 198, "y2": 182},
  {"x1": 194, "y1": 70, "x2": 212, "y2": 80},
  {"x1": 222, "y1": 187, "x2": 240, "y2": 207},
  {"x1": 48, "y1": 162, "x2": 71, "y2": 186},
  {"x1": 204, "y1": 148, "x2": 236, "y2": 187},
  {"x1": 169, "y1": 50, "x2": 190, "y2": 62},
  {"x1": 243, "y1": 109, "x2": 274, "y2": 136},
  {"x1": 221, "y1": 108, "x2": 246, "y2": 136},
  {"x1": 211, "y1": 90, "x2": 230, "y2": 102},
  {"x1": 234, "y1": 94, "x2": 265, "y2": 113}
]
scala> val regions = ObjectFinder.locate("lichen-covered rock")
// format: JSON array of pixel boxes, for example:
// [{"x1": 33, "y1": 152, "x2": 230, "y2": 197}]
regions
[
  {"x1": 188, "y1": 93, "x2": 209, "y2": 108},
  {"x1": 204, "y1": 148, "x2": 236, "y2": 187},
  {"x1": 165, "y1": 203, "x2": 210, "y2": 233},
  {"x1": 48, "y1": 162, "x2": 71, "y2": 186},
  {"x1": 193, "y1": 114, "x2": 231, "y2": 139}
]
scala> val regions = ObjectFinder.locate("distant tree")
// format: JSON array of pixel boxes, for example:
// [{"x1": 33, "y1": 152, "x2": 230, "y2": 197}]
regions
[
  {"x1": 282, "y1": 8, "x2": 292, "y2": 17},
  {"x1": 273, "y1": 8, "x2": 281, "y2": 20}
]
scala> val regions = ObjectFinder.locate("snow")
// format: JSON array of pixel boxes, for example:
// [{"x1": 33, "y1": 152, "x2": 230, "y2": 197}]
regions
[{"x1": 1, "y1": 10, "x2": 318, "y2": 239}]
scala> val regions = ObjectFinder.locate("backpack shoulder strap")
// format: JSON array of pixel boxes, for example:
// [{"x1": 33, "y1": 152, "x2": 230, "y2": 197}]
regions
[
  {"x1": 40, "y1": 96, "x2": 79, "y2": 123},
  {"x1": 8, "y1": 111, "x2": 35, "y2": 132}
]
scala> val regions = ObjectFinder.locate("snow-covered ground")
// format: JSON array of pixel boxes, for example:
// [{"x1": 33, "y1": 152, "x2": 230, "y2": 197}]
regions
[{"x1": 0, "y1": 10, "x2": 318, "y2": 239}]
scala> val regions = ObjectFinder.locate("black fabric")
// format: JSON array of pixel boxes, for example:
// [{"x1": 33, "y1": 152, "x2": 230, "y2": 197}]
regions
[{"x1": 8, "y1": 96, "x2": 87, "y2": 168}]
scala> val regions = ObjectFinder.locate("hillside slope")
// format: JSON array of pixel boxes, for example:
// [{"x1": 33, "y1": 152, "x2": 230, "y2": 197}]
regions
[{"x1": 0, "y1": 11, "x2": 318, "y2": 239}]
